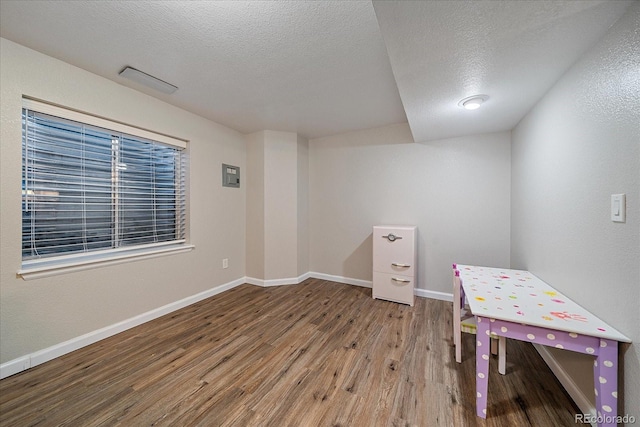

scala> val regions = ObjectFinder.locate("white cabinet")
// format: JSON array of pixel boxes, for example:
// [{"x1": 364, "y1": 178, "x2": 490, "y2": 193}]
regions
[{"x1": 372, "y1": 225, "x2": 417, "y2": 306}]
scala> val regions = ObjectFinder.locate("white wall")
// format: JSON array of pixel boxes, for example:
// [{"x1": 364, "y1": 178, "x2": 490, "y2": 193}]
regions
[
  {"x1": 245, "y1": 131, "x2": 303, "y2": 282},
  {"x1": 246, "y1": 132, "x2": 265, "y2": 279},
  {"x1": 0, "y1": 38, "x2": 247, "y2": 365},
  {"x1": 511, "y1": 3, "x2": 639, "y2": 418},
  {"x1": 297, "y1": 135, "x2": 310, "y2": 277},
  {"x1": 263, "y1": 131, "x2": 299, "y2": 280},
  {"x1": 309, "y1": 124, "x2": 511, "y2": 295}
]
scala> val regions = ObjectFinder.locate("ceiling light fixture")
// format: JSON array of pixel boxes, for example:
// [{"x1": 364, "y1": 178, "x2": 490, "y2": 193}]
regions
[
  {"x1": 458, "y1": 95, "x2": 489, "y2": 110},
  {"x1": 119, "y1": 66, "x2": 178, "y2": 94}
]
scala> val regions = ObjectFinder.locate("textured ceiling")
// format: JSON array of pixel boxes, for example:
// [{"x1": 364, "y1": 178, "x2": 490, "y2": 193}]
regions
[
  {"x1": 0, "y1": 1, "x2": 406, "y2": 139},
  {"x1": 373, "y1": 0, "x2": 633, "y2": 142},
  {"x1": 0, "y1": 1, "x2": 633, "y2": 141}
]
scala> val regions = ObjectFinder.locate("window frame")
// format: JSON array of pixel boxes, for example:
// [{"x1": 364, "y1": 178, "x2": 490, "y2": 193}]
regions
[{"x1": 18, "y1": 98, "x2": 193, "y2": 280}]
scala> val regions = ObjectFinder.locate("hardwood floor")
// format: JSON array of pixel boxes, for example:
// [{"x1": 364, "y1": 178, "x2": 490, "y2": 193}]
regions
[{"x1": 0, "y1": 279, "x2": 581, "y2": 426}]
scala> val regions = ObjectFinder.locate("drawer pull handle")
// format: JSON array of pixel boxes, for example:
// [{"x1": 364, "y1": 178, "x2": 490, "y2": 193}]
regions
[
  {"x1": 382, "y1": 233, "x2": 403, "y2": 242},
  {"x1": 392, "y1": 263, "x2": 410, "y2": 268},
  {"x1": 392, "y1": 277, "x2": 411, "y2": 283}
]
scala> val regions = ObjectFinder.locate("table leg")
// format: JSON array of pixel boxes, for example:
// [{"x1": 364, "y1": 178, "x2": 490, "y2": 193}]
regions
[
  {"x1": 453, "y1": 272, "x2": 462, "y2": 363},
  {"x1": 498, "y1": 336, "x2": 506, "y2": 375},
  {"x1": 475, "y1": 316, "x2": 491, "y2": 418},
  {"x1": 594, "y1": 338, "x2": 618, "y2": 427}
]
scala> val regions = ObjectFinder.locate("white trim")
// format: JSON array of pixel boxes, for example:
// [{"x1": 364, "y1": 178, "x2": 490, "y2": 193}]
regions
[
  {"x1": 245, "y1": 273, "x2": 309, "y2": 287},
  {"x1": 248, "y1": 272, "x2": 372, "y2": 288},
  {"x1": 308, "y1": 272, "x2": 372, "y2": 288},
  {"x1": 262, "y1": 278, "x2": 298, "y2": 287},
  {"x1": 0, "y1": 271, "x2": 453, "y2": 379},
  {"x1": 308, "y1": 272, "x2": 453, "y2": 302},
  {"x1": 23, "y1": 97, "x2": 187, "y2": 148},
  {"x1": 297, "y1": 272, "x2": 311, "y2": 283},
  {"x1": 244, "y1": 276, "x2": 264, "y2": 287},
  {"x1": 0, "y1": 357, "x2": 31, "y2": 379},
  {"x1": 244, "y1": 277, "x2": 265, "y2": 287},
  {"x1": 533, "y1": 344, "x2": 597, "y2": 426},
  {"x1": 18, "y1": 244, "x2": 195, "y2": 280},
  {"x1": 0, "y1": 277, "x2": 245, "y2": 379},
  {"x1": 415, "y1": 288, "x2": 453, "y2": 302}
]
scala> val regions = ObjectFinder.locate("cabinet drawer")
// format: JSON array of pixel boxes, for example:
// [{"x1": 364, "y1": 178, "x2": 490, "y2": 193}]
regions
[
  {"x1": 373, "y1": 226, "x2": 416, "y2": 276},
  {"x1": 372, "y1": 271, "x2": 414, "y2": 306}
]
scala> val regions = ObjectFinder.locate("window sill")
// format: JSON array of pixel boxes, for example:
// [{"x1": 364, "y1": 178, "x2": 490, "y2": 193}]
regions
[{"x1": 18, "y1": 244, "x2": 195, "y2": 280}]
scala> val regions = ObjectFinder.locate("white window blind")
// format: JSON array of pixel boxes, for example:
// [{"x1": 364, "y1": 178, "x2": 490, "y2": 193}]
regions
[{"x1": 21, "y1": 101, "x2": 187, "y2": 267}]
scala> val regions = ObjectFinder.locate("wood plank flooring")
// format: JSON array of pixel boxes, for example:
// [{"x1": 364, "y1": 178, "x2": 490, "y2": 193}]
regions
[{"x1": 0, "y1": 279, "x2": 581, "y2": 426}]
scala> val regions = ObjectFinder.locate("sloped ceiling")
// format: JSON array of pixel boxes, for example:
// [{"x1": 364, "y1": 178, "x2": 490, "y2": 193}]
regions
[{"x1": 0, "y1": 1, "x2": 633, "y2": 141}]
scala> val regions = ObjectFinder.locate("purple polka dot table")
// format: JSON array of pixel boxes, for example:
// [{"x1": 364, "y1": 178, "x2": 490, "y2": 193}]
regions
[{"x1": 453, "y1": 264, "x2": 631, "y2": 427}]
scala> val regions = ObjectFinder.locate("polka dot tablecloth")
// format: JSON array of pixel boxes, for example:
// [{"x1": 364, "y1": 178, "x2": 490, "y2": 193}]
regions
[
  {"x1": 454, "y1": 264, "x2": 630, "y2": 427},
  {"x1": 455, "y1": 264, "x2": 628, "y2": 341}
]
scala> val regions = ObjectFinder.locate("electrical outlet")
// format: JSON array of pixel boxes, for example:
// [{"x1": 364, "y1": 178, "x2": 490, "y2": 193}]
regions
[{"x1": 223, "y1": 258, "x2": 229, "y2": 269}]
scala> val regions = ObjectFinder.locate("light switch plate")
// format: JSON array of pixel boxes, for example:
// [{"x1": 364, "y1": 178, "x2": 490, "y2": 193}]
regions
[{"x1": 611, "y1": 194, "x2": 626, "y2": 223}]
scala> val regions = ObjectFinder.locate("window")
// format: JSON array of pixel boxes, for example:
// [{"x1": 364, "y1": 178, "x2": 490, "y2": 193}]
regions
[{"x1": 20, "y1": 99, "x2": 191, "y2": 278}]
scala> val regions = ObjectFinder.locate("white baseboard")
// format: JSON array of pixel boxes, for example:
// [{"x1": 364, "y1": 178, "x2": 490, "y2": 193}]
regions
[
  {"x1": 0, "y1": 356, "x2": 31, "y2": 379},
  {"x1": 415, "y1": 288, "x2": 453, "y2": 301},
  {"x1": 245, "y1": 272, "x2": 310, "y2": 287},
  {"x1": 246, "y1": 272, "x2": 371, "y2": 289},
  {"x1": 1, "y1": 271, "x2": 453, "y2": 380},
  {"x1": 2, "y1": 269, "x2": 597, "y2": 427},
  {"x1": 0, "y1": 277, "x2": 246, "y2": 380},
  {"x1": 533, "y1": 344, "x2": 597, "y2": 425},
  {"x1": 308, "y1": 272, "x2": 372, "y2": 288},
  {"x1": 309, "y1": 272, "x2": 453, "y2": 302}
]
